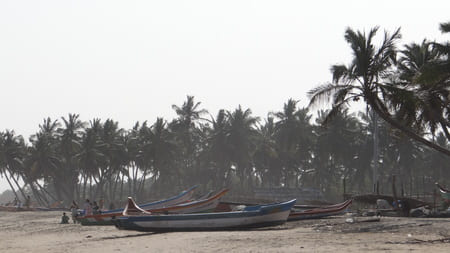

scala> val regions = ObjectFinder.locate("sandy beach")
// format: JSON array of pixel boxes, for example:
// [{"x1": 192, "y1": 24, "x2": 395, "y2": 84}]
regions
[{"x1": 1, "y1": 211, "x2": 450, "y2": 252}]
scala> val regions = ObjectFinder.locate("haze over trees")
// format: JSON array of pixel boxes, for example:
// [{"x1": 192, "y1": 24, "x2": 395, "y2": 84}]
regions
[{"x1": 0, "y1": 22, "x2": 449, "y2": 207}]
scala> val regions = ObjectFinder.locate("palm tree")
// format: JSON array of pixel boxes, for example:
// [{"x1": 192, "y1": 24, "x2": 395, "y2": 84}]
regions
[
  {"x1": 398, "y1": 40, "x2": 438, "y2": 82},
  {"x1": 391, "y1": 22, "x2": 449, "y2": 143},
  {"x1": 272, "y1": 99, "x2": 313, "y2": 187},
  {"x1": 172, "y1": 96, "x2": 208, "y2": 130},
  {"x1": 253, "y1": 116, "x2": 282, "y2": 187},
  {"x1": 0, "y1": 130, "x2": 27, "y2": 201},
  {"x1": 226, "y1": 105, "x2": 259, "y2": 192},
  {"x1": 139, "y1": 118, "x2": 177, "y2": 195},
  {"x1": 308, "y1": 109, "x2": 364, "y2": 197},
  {"x1": 205, "y1": 110, "x2": 232, "y2": 189},
  {"x1": 58, "y1": 113, "x2": 85, "y2": 203},
  {"x1": 98, "y1": 119, "x2": 127, "y2": 202},
  {"x1": 77, "y1": 119, "x2": 105, "y2": 201},
  {"x1": 308, "y1": 26, "x2": 450, "y2": 182},
  {"x1": 28, "y1": 118, "x2": 62, "y2": 204},
  {"x1": 171, "y1": 96, "x2": 207, "y2": 188},
  {"x1": 392, "y1": 36, "x2": 449, "y2": 141}
]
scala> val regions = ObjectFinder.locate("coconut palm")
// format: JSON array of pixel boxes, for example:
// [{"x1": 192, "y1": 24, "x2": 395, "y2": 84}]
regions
[
  {"x1": 308, "y1": 109, "x2": 363, "y2": 196},
  {"x1": 390, "y1": 35, "x2": 449, "y2": 141},
  {"x1": 204, "y1": 109, "x2": 232, "y2": 189},
  {"x1": 0, "y1": 130, "x2": 27, "y2": 201},
  {"x1": 253, "y1": 116, "x2": 282, "y2": 187},
  {"x1": 272, "y1": 99, "x2": 313, "y2": 187},
  {"x1": 308, "y1": 26, "x2": 450, "y2": 158},
  {"x1": 145, "y1": 118, "x2": 177, "y2": 193},
  {"x1": 77, "y1": 119, "x2": 106, "y2": 201},
  {"x1": 97, "y1": 119, "x2": 127, "y2": 201},
  {"x1": 58, "y1": 113, "x2": 85, "y2": 203},
  {"x1": 398, "y1": 40, "x2": 438, "y2": 81},
  {"x1": 28, "y1": 118, "x2": 62, "y2": 204},
  {"x1": 171, "y1": 96, "x2": 208, "y2": 188},
  {"x1": 226, "y1": 105, "x2": 259, "y2": 192},
  {"x1": 391, "y1": 22, "x2": 449, "y2": 142}
]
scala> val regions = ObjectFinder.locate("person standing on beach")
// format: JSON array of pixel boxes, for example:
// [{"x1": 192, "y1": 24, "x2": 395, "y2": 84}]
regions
[
  {"x1": 25, "y1": 195, "x2": 31, "y2": 208},
  {"x1": 70, "y1": 201, "x2": 79, "y2": 223},
  {"x1": 99, "y1": 198, "x2": 104, "y2": 210},
  {"x1": 83, "y1": 199, "x2": 93, "y2": 216},
  {"x1": 92, "y1": 201, "x2": 100, "y2": 214}
]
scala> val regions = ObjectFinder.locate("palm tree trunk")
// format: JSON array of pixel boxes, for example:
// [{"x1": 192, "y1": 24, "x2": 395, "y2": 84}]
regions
[
  {"x1": 138, "y1": 174, "x2": 147, "y2": 200},
  {"x1": 82, "y1": 175, "x2": 87, "y2": 201},
  {"x1": 35, "y1": 182, "x2": 58, "y2": 207},
  {"x1": 4, "y1": 174, "x2": 19, "y2": 200},
  {"x1": 112, "y1": 172, "x2": 121, "y2": 204},
  {"x1": 89, "y1": 176, "x2": 93, "y2": 199},
  {"x1": 11, "y1": 175, "x2": 27, "y2": 200},
  {"x1": 29, "y1": 183, "x2": 49, "y2": 206},
  {"x1": 371, "y1": 100, "x2": 450, "y2": 156},
  {"x1": 119, "y1": 173, "x2": 125, "y2": 202},
  {"x1": 372, "y1": 111, "x2": 380, "y2": 193}
]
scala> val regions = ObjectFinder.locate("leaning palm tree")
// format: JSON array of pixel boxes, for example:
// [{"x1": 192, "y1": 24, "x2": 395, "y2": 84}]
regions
[
  {"x1": 409, "y1": 22, "x2": 450, "y2": 140},
  {"x1": 308, "y1": 27, "x2": 450, "y2": 160},
  {"x1": 28, "y1": 118, "x2": 62, "y2": 204},
  {"x1": 393, "y1": 33, "x2": 449, "y2": 141},
  {"x1": 0, "y1": 130, "x2": 27, "y2": 201},
  {"x1": 398, "y1": 40, "x2": 438, "y2": 82}
]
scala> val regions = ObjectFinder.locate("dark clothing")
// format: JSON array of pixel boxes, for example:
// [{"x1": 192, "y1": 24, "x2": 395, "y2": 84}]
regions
[{"x1": 61, "y1": 215, "x2": 69, "y2": 224}]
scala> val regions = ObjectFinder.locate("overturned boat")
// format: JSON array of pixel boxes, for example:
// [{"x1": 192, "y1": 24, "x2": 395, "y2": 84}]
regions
[{"x1": 288, "y1": 199, "x2": 352, "y2": 221}]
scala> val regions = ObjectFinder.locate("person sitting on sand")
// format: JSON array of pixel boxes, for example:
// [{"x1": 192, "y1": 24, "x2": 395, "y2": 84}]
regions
[
  {"x1": 61, "y1": 212, "x2": 69, "y2": 224},
  {"x1": 99, "y1": 198, "x2": 104, "y2": 210}
]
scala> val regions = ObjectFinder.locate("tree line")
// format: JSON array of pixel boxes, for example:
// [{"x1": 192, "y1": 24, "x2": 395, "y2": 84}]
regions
[{"x1": 0, "y1": 22, "x2": 449, "y2": 207}]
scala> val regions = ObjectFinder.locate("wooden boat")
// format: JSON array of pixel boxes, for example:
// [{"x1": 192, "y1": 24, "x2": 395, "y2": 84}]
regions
[
  {"x1": 0, "y1": 206, "x2": 36, "y2": 212},
  {"x1": 288, "y1": 199, "x2": 352, "y2": 221},
  {"x1": 113, "y1": 198, "x2": 296, "y2": 231},
  {"x1": 436, "y1": 183, "x2": 450, "y2": 201},
  {"x1": 78, "y1": 188, "x2": 228, "y2": 225},
  {"x1": 77, "y1": 185, "x2": 198, "y2": 225}
]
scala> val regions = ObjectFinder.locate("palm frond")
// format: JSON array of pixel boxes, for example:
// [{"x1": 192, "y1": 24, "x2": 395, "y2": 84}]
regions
[
  {"x1": 320, "y1": 101, "x2": 349, "y2": 126},
  {"x1": 440, "y1": 22, "x2": 450, "y2": 33},
  {"x1": 307, "y1": 83, "x2": 355, "y2": 108},
  {"x1": 331, "y1": 64, "x2": 349, "y2": 83}
]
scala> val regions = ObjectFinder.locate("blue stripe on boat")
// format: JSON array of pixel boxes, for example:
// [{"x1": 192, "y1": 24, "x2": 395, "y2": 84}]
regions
[{"x1": 118, "y1": 199, "x2": 295, "y2": 222}]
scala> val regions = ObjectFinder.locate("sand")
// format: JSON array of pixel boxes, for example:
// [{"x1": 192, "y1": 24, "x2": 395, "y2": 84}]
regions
[{"x1": 1, "y1": 211, "x2": 450, "y2": 252}]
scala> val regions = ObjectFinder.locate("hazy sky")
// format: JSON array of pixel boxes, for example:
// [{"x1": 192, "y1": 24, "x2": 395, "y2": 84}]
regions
[{"x1": 0, "y1": 0, "x2": 448, "y2": 193}]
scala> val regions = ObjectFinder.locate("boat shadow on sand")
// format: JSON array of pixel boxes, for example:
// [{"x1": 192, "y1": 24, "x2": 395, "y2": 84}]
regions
[
  {"x1": 93, "y1": 232, "x2": 164, "y2": 241},
  {"x1": 93, "y1": 226, "x2": 290, "y2": 241}
]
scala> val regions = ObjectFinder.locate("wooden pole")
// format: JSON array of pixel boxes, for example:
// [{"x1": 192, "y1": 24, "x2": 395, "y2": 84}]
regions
[
  {"x1": 433, "y1": 189, "x2": 436, "y2": 212},
  {"x1": 343, "y1": 178, "x2": 346, "y2": 201},
  {"x1": 392, "y1": 175, "x2": 400, "y2": 213}
]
